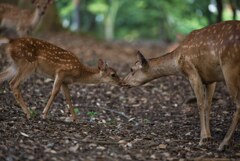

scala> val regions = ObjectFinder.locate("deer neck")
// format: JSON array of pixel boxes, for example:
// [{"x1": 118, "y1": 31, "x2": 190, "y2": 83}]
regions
[
  {"x1": 30, "y1": 8, "x2": 42, "y2": 27},
  {"x1": 149, "y1": 50, "x2": 181, "y2": 78},
  {"x1": 76, "y1": 66, "x2": 102, "y2": 84}
]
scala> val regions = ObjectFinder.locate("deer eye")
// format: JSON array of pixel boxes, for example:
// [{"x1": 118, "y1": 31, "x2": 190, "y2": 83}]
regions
[
  {"x1": 111, "y1": 73, "x2": 116, "y2": 77},
  {"x1": 130, "y1": 68, "x2": 133, "y2": 72}
]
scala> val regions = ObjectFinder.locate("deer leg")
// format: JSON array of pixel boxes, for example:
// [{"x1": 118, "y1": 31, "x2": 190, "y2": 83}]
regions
[
  {"x1": 205, "y1": 82, "x2": 216, "y2": 138},
  {"x1": 42, "y1": 74, "x2": 62, "y2": 119},
  {"x1": 186, "y1": 67, "x2": 208, "y2": 146},
  {"x1": 9, "y1": 66, "x2": 33, "y2": 119},
  {"x1": 191, "y1": 80, "x2": 207, "y2": 145},
  {"x1": 61, "y1": 84, "x2": 76, "y2": 121},
  {"x1": 218, "y1": 66, "x2": 240, "y2": 151},
  {"x1": 219, "y1": 102, "x2": 240, "y2": 151}
]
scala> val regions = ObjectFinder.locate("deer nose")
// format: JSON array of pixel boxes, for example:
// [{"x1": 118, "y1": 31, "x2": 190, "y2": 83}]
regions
[
  {"x1": 120, "y1": 79, "x2": 131, "y2": 88},
  {"x1": 119, "y1": 79, "x2": 126, "y2": 86},
  {"x1": 40, "y1": 11, "x2": 45, "y2": 16},
  {"x1": 121, "y1": 81, "x2": 126, "y2": 86},
  {"x1": 123, "y1": 75, "x2": 129, "y2": 82}
]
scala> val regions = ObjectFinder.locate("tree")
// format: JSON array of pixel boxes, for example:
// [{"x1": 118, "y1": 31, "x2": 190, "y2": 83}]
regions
[
  {"x1": 216, "y1": 0, "x2": 223, "y2": 22},
  {"x1": 71, "y1": 0, "x2": 81, "y2": 31},
  {"x1": 87, "y1": 0, "x2": 126, "y2": 41},
  {"x1": 104, "y1": 0, "x2": 125, "y2": 41}
]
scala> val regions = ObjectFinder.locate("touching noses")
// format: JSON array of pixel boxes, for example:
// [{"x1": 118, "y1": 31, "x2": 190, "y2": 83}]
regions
[{"x1": 120, "y1": 75, "x2": 131, "y2": 87}]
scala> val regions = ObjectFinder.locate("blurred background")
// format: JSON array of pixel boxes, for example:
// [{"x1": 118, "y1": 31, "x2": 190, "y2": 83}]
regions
[{"x1": 2, "y1": 0, "x2": 240, "y2": 42}]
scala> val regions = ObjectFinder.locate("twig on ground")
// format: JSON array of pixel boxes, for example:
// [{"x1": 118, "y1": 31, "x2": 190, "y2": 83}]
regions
[
  {"x1": 147, "y1": 142, "x2": 160, "y2": 148},
  {"x1": 100, "y1": 107, "x2": 130, "y2": 120},
  {"x1": 73, "y1": 138, "x2": 119, "y2": 145}
]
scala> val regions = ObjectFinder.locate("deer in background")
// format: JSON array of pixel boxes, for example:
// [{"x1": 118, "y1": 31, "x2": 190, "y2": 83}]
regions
[
  {"x1": 0, "y1": 0, "x2": 52, "y2": 37},
  {"x1": 123, "y1": 20, "x2": 240, "y2": 151},
  {"x1": 0, "y1": 37, "x2": 121, "y2": 121}
]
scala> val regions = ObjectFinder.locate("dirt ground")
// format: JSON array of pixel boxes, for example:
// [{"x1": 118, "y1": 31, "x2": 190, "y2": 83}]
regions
[{"x1": 0, "y1": 32, "x2": 240, "y2": 161}]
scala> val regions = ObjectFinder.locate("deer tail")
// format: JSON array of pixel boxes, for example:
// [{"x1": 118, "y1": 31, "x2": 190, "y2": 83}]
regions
[{"x1": 0, "y1": 37, "x2": 10, "y2": 46}]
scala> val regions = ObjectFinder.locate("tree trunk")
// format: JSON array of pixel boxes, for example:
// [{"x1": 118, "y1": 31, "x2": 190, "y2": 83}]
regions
[
  {"x1": 104, "y1": 14, "x2": 114, "y2": 41},
  {"x1": 216, "y1": 0, "x2": 223, "y2": 22},
  {"x1": 104, "y1": 0, "x2": 123, "y2": 41},
  {"x1": 229, "y1": 0, "x2": 237, "y2": 20},
  {"x1": 71, "y1": 0, "x2": 80, "y2": 31}
]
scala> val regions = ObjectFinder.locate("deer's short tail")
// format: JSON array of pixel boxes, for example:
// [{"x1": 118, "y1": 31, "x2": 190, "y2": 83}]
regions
[
  {"x1": 0, "y1": 37, "x2": 15, "y2": 84},
  {"x1": 0, "y1": 37, "x2": 10, "y2": 46},
  {"x1": 0, "y1": 66, "x2": 16, "y2": 84}
]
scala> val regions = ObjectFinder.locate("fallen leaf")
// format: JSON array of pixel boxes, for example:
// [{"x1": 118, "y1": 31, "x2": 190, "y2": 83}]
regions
[
  {"x1": 185, "y1": 132, "x2": 191, "y2": 136},
  {"x1": 118, "y1": 140, "x2": 126, "y2": 144},
  {"x1": 44, "y1": 148, "x2": 57, "y2": 154},
  {"x1": 159, "y1": 144, "x2": 167, "y2": 149},
  {"x1": 69, "y1": 144, "x2": 79, "y2": 153},
  {"x1": 20, "y1": 132, "x2": 29, "y2": 137},
  {"x1": 96, "y1": 146, "x2": 106, "y2": 150}
]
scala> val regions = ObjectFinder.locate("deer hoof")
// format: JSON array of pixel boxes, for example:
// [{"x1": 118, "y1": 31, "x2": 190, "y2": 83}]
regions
[
  {"x1": 199, "y1": 137, "x2": 212, "y2": 146},
  {"x1": 218, "y1": 141, "x2": 229, "y2": 151},
  {"x1": 71, "y1": 115, "x2": 77, "y2": 122},
  {"x1": 25, "y1": 111, "x2": 31, "y2": 119},
  {"x1": 41, "y1": 114, "x2": 47, "y2": 119}
]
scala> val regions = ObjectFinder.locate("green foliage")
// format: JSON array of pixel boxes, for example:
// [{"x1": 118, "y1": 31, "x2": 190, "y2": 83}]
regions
[
  {"x1": 87, "y1": 111, "x2": 98, "y2": 118},
  {"x1": 74, "y1": 108, "x2": 80, "y2": 115},
  {"x1": 56, "y1": 0, "x2": 240, "y2": 41},
  {"x1": 87, "y1": 111, "x2": 98, "y2": 122},
  {"x1": 57, "y1": 0, "x2": 74, "y2": 18},
  {"x1": 87, "y1": 0, "x2": 108, "y2": 14},
  {"x1": 29, "y1": 108, "x2": 37, "y2": 118}
]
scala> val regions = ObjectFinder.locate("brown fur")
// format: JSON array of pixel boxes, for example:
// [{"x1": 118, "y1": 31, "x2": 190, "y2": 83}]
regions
[
  {"x1": 124, "y1": 20, "x2": 240, "y2": 151},
  {"x1": 0, "y1": 0, "x2": 51, "y2": 37},
  {"x1": 0, "y1": 37, "x2": 121, "y2": 121}
]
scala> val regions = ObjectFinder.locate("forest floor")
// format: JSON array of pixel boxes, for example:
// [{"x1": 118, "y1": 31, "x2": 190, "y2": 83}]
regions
[{"x1": 0, "y1": 32, "x2": 240, "y2": 161}]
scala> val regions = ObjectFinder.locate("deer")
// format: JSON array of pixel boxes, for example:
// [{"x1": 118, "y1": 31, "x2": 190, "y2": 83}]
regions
[
  {"x1": 0, "y1": 37, "x2": 121, "y2": 121},
  {"x1": 0, "y1": 0, "x2": 52, "y2": 37},
  {"x1": 123, "y1": 20, "x2": 240, "y2": 151}
]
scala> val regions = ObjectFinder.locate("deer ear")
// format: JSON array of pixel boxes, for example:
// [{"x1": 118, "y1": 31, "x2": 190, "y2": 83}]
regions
[
  {"x1": 136, "y1": 50, "x2": 148, "y2": 68},
  {"x1": 47, "y1": 0, "x2": 53, "y2": 4},
  {"x1": 98, "y1": 59, "x2": 107, "y2": 71}
]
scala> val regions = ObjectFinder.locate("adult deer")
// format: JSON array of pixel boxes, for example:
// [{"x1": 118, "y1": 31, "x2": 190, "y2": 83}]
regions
[
  {"x1": 0, "y1": 37, "x2": 121, "y2": 121},
  {"x1": 123, "y1": 20, "x2": 240, "y2": 151},
  {"x1": 0, "y1": 0, "x2": 52, "y2": 37}
]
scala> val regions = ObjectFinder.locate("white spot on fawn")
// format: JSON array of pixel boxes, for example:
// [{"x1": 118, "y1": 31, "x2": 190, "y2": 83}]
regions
[
  {"x1": 210, "y1": 50, "x2": 215, "y2": 56},
  {"x1": 229, "y1": 35, "x2": 234, "y2": 40}
]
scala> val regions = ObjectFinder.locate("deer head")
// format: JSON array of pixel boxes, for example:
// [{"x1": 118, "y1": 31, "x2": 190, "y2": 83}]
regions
[
  {"x1": 123, "y1": 51, "x2": 153, "y2": 86},
  {"x1": 32, "y1": 0, "x2": 52, "y2": 16},
  {"x1": 98, "y1": 59, "x2": 121, "y2": 85}
]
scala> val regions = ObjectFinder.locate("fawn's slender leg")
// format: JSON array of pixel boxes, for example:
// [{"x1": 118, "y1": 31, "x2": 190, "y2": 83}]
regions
[
  {"x1": 218, "y1": 64, "x2": 240, "y2": 151},
  {"x1": 61, "y1": 84, "x2": 76, "y2": 121},
  {"x1": 9, "y1": 64, "x2": 34, "y2": 119},
  {"x1": 204, "y1": 82, "x2": 216, "y2": 138},
  {"x1": 42, "y1": 73, "x2": 63, "y2": 119}
]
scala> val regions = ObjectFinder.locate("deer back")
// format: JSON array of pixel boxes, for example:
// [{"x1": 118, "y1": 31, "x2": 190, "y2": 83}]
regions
[{"x1": 6, "y1": 37, "x2": 86, "y2": 78}]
